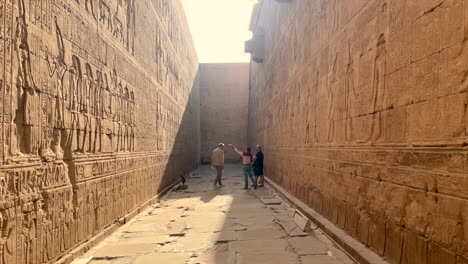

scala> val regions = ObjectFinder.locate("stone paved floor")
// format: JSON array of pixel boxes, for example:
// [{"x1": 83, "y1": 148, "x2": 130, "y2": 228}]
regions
[{"x1": 72, "y1": 165, "x2": 356, "y2": 264}]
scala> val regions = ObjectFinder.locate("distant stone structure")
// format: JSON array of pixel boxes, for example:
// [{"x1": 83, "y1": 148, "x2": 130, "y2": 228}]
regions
[
  {"x1": 0, "y1": 0, "x2": 199, "y2": 263},
  {"x1": 199, "y1": 63, "x2": 249, "y2": 164},
  {"x1": 247, "y1": 0, "x2": 468, "y2": 263}
]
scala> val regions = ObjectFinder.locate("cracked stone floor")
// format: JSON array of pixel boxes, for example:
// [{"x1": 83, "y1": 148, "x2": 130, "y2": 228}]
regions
[{"x1": 71, "y1": 165, "x2": 356, "y2": 264}]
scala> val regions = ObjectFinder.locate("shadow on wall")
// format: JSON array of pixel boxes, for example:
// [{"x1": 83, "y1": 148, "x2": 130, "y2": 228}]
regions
[{"x1": 157, "y1": 71, "x2": 201, "y2": 194}]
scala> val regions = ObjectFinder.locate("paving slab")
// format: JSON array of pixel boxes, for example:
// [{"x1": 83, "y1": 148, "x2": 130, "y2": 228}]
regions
[
  {"x1": 93, "y1": 243, "x2": 158, "y2": 258},
  {"x1": 288, "y1": 236, "x2": 329, "y2": 255},
  {"x1": 300, "y1": 255, "x2": 345, "y2": 264},
  {"x1": 133, "y1": 252, "x2": 193, "y2": 264},
  {"x1": 89, "y1": 257, "x2": 135, "y2": 264},
  {"x1": 213, "y1": 231, "x2": 237, "y2": 241},
  {"x1": 115, "y1": 234, "x2": 174, "y2": 244},
  {"x1": 71, "y1": 165, "x2": 356, "y2": 264},
  {"x1": 260, "y1": 198, "x2": 283, "y2": 205},
  {"x1": 187, "y1": 252, "x2": 236, "y2": 264},
  {"x1": 228, "y1": 239, "x2": 290, "y2": 253},
  {"x1": 236, "y1": 228, "x2": 286, "y2": 240},
  {"x1": 236, "y1": 251, "x2": 300, "y2": 264}
]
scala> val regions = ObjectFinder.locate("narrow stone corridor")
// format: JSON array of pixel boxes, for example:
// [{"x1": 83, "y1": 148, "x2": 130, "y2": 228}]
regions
[{"x1": 71, "y1": 165, "x2": 355, "y2": 264}]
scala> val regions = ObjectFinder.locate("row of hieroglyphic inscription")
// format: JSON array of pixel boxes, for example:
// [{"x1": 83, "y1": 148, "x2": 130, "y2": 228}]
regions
[{"x1": 72, "y1": 154, "x2": 170, "y2": 183}]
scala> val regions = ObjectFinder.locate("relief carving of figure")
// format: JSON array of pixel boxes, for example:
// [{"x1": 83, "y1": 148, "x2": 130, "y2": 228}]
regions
[
  {"x1": 85, "y1": 0, "x2": 97, "y2": 20},
  {"x1": 94, "y1": 71, "x2": 103, "y2": 153},
  {"x1": 115, "y1": 82, "x2": 123, "y2": 152},
  {"x1": 126, "y1": 0, "x2": 136, "y2": 54},
  {"x1": 12, "y1": 0, "x2": 40, "y2": 155},
  {"x1": 102, "y1": 73, "x2": 111, "y2": 119},
  {"x1": 99, "y1": 0, "x2": 113, "y2": 32},
  {"x1": 113, "y1": 15, "x2": 124, "y2": 42},
  {"x1": 123, "y1": 86, "x2": 129, "y2": 151},
  {"x1": 21, "y1": 213, "x2": 36, "y2": 264},
  {"x1": 129, "y1": 90, "x2": 135, "y2": 151},
  {"x1": 68, "y1": 56, "x2": 83, "y2": 153},
  {"x1": 457, "y1": 36, "x2": 468, "y2": 93},
  {"x1": 344, "y1": 41, "x2": 355, "y2": 143},
  {"x1": 327, "y1": 54, "x2": 338, "y2": 143},
  {"x1": 0, "y1": 210, "x2": 15, "y2": 264},
  {"x1": 366, "y1": 34, "x2": 386, "y2": 143},
  {"x1": 0, "y1": 212, "x2": 5, "y2": 264},
  {"x1": 109, "y1": 64, "x2": 118, "y2": 121},
  {"x1": 46, "y1": 17, "x2": 68, "y2": 131},
  {"x1": 82, "y1": 63, "x2": 94, "y2": 152}
]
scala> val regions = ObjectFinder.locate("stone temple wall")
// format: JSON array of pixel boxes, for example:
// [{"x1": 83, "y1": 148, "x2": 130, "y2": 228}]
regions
[
  {"x1": 248, "y1": 0, "x2": 468, "y2": 263},
  {"x1": 0, "y1": 0, "x2": 199, "y2": 263},
  {"x1": 199, "y1": 63, "x2": 249, "y2": 164}
]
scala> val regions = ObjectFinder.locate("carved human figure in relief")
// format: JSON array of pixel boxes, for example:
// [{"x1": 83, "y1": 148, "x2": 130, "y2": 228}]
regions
[
  {"x1": 12, "y1": 0, "x2": 39, "y2": 155},
  {"x1": 126, "y1": 0, "x2": 136, "y2": 54},
  {"x1": 0, "y1": 212, "x2": 5, "y2": 264},
  {"x1": 99, "y1": 0, "x2": 113, "y2": 32},
  {"x1": 47, "y1": 17, "x2": 68, "y2": 132},
  {"x1": 113, "y1": 13, "x2": 124, "y2": 42},
  {"x1": 0, "y1": 210, "x2": 15, "y2": 264},
  {"x1": 94, "y1": 71, "x2": 104, "y2": 153},
  {"x1": 68, "y1": 56, "x2": 83, "y2": 153},
  {"x1": 366, "y1": 34, "x2": 386, "y2": 143},
  {"x1": 85, "y1": 0, "x2": 97, "y2": 20},
  {"x1": 82, "y1": 63, "x2": 94, "y2": 152},
  {"x1": 344, "y1": 41, "x2": 355, "y2": 143},
  {"x1": 123, "y1": 86, "x2": 129, "y2": 151},
  {"x1": 35, "y1": 200, "x2": 46, "y2": 261},
  {"x1": 21, "y1": 212, "x2": 36, "y2": 264},
  {"x1": 14, "y1": 0, "x2": 36, "y2": 93},
  {"x1": 102, "y1": 73, "x2": 111, "y2": 119},
  {"x1": 457, "y1": 33, "x2": 468, "y2": 93},
  {"x1": 109, "y1": 64, "x2": 118, "y2": 121},
  {"x1": 129, "y1": 90, "x2": 135, "y2": 151},
  {"x1": 327, "y1": 54, "x2": 338, "y2": 143},
  {"x1": 116, "y1": 82, "x2": 124, "y2": 151}
]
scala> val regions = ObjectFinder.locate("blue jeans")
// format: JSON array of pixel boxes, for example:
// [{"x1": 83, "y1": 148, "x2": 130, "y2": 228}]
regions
[{"x1": 243, "y1": 165, "x2": 256, "y2": 188}]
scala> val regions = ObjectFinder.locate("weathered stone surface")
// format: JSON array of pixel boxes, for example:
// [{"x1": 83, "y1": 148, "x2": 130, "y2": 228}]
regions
[
  {"x1": 237, "y1": 251, "x2": 300, "y2": 264},
  {"x1": 94, "y1": 243, "x2": 158, "y2": 258},
  {"x1": 199, "y1": 63, "x2": 250, "y2": 163},
  {"x1": 247, "y1": 0, "x2": 468, "y2": 263},
  {"x1": 300, "y1": 255, "x2": 345, "y2": 264},
  {"x1": 187, "y1": 252, "x2": 236, "y2": 264},
  {"x1": 0, "y1": 0, "x2": 199, "y2": 263},
  {"x1": 288, "y1": 236, "x2": 329, "y2": 255},
  {"x1": 236, "y1": 228, "x2": 286, "y2": 240},
  {"x1": 133, "y1": 252, "x2": 192, "y2": 264}
]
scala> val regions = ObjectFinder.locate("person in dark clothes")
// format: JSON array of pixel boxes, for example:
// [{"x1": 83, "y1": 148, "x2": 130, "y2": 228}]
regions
[{"x1": 253, "y1": 145, "x2": 264, "y2": 187}]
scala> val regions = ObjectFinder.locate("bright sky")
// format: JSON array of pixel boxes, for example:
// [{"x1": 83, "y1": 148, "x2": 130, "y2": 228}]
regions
[{"x1": 182, "y1": 0, "x2": 256, "y2": 63}]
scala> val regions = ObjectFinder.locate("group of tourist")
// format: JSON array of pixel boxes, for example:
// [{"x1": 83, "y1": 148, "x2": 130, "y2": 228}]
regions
[{"x1": 211, "y1": 143, "x2": 264, "y2": 190}]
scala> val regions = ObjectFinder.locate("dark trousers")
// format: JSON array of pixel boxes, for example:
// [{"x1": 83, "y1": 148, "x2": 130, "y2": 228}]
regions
[{"x1": 214, "y1": 166, "x2": 223, "y2": 185}]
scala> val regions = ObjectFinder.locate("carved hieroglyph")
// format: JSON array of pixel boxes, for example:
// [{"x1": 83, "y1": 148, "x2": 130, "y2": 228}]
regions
[
  {"x1": 0, "y1": 0, "x2": 200, "y2": 263},
  {"x1": 248, "y1": 0, "x2": 468, "y2": 263}
]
